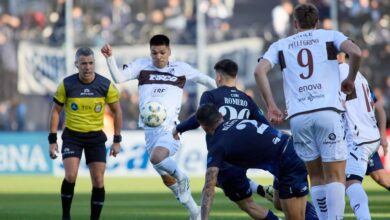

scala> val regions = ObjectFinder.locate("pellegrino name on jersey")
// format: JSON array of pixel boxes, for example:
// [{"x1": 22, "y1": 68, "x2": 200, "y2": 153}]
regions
[{"x1": 288, "y1": 38, "x2": 319, "y2": 49}]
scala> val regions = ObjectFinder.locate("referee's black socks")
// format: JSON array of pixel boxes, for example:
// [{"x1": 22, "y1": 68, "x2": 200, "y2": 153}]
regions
[
  {"x1": 91, "y1": 187, "x2": 105, "y2": 220},
  {"x1": 61, "y1": 179, "x2": 75, "y2": 219}
]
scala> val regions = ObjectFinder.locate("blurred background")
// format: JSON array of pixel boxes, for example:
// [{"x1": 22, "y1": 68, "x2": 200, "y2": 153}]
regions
[{"x1": 0, "y1": 0, "x2": 389, "y2": 176}]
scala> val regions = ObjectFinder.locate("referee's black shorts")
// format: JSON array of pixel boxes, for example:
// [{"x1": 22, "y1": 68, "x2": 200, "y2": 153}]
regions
[{"x1": 61, "y1": 127, "x2": 107, "y2": 164}]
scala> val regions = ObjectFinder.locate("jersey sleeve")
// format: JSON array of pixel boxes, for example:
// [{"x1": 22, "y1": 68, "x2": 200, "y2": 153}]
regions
[
  {"x1": 53, "y1": 81, "x2": 66, "y2": 106},
  {"x1": 106, "y1": 56, "x2": 143, "y2": 83},
  {"x1": 332, "y1": 30, "x2": 349, "y2": 51},
  {"x1": 261, "y1": 41, "x2": 280, "y2": 68},
  {"x1": 105, "y1": 82, "x2": 120, "y2": 104},
  {"x1": 181, "y1": 62, "x2": 217, "y2": 89}
]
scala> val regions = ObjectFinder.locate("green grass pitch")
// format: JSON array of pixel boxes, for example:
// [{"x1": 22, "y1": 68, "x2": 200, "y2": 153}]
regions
[{"x1": 0, "y1": 176, "x2": 389, "y2": 219}]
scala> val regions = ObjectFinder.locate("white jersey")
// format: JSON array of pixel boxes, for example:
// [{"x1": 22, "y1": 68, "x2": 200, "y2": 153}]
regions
[
  {"x1": 339, "y1": 63, "x2": 380, "y2": 145},
  {"x1": 263, "y1": 29, "x2": 348, "y2": 118},
  {"x1": 106, "y1": 57, "x2": 216, "y2": 128}
]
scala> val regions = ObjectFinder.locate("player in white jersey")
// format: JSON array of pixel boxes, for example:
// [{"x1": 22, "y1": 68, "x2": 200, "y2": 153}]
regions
[
  {"x1": 338, "y1": 53, "x2": 381, "y2": 219},
  {"x1": 254, "y1": 3, "x2": 362, "y2": 220},
  {"x1": 101, "y1": 34, "x2": 217, "y2": 220},
  {"x1": 338, "y1": 53, "x2": 387, "y2": 219}
]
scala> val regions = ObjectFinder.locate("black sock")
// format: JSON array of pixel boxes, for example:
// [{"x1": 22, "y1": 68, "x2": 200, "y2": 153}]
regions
[
  {"x1": 257, "y1": 185, "x2": 266, "y2": 197},
  {"x1": 61, "y1": 179, "x2": 75, "y2": 219},
  {"x1": 91, "y1": 187, "x2": 105, "y2": 220}
]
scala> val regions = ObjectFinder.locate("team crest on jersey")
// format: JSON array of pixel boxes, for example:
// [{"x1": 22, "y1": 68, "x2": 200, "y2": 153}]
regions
[
  {"x1": 71, "y1": 103, "x2": 78, "y2": 111},
  {"x1": 95, "y1": 103, "x2": 103, "y2": 113},
  {"x1": 328, "y1": 133, "x2": 336, "y2": 140}
]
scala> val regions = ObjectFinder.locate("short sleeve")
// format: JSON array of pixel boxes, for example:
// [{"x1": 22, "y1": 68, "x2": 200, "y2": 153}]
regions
[
  {"x1": 105, "y1": 82, "x2": 120, "y2": 104},
  {"x1": 333, "y1": 31, "x2": 348, "y2": 51},
  {"x1": 180, "y1": 62, "x2": 203, "y2": 81},
  {"x1": 53, "y1": 81, "x2": 66, "y2": 105},
  {"x1": 262, "y1": 41, "x2": 280, "y2": 68},
  {"x1": 199, "y1": 91, "x2": 214, "y2": 105}
]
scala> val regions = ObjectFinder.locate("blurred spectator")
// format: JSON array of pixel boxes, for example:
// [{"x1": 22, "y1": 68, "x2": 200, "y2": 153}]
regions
[
  {"x1": 201, "y1": 0, "x2": 233, "y2": 42},
  {"x1": 9, "y1": 95, "x2": 26, "y2": 131},
  {"x1": 163, "y1": 0, "x2": 187, "y2": 43},
  {"x1": 384, "y1": 75, "x2": 390, "y2": 126},
  {"x1": 110, "y1": 0, "x2": 132, "y2": 30},
  {"x1": 271, "y1": 0, "x2": 293, "y2": 38},
  {"x1": 140, "y1": 9, "x2": 169, "y2": 43},
  {"x1": 0, "y1": 14, "x2": 20, "y2": 103},
  {"x1": 49, "y1": 0, "x2": 65, "y2": 46}
]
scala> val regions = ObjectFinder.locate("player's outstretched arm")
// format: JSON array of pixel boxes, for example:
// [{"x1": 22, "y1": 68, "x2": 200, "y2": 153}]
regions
[
  {"x1": 201, "y1": 167, "x2": 219, "y2": 220},
  {"x1": 254, "y1": 59, "x2": 283, "y2": 124},
  {"x1": 101, "y1": 44, "x2": 129, "y2": 83}
]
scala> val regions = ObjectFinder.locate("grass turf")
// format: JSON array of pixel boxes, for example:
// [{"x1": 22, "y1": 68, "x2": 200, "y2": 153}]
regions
[{"x1": 0, "y1": 176, "x2": 389, "y2": 219}]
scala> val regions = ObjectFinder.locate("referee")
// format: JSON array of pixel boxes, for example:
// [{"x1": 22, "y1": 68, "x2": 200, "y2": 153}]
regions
[{"x1": 48, "y1": 47, "x2": 122, "y2": 220}]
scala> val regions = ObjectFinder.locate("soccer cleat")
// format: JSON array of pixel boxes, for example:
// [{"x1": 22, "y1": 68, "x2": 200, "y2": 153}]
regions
[
  {"x1": 178, "y1": 174, "x2": 191, "y2": 203},
  {"x1": 189, "y1": 206, "x2": 201, "y2": 220},
  {"x1": 262, "y1": 185, "x2": 274, "y2": 202}
]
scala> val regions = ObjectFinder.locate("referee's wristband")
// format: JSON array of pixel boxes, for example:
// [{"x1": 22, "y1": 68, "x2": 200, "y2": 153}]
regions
[
  {"x1": 48, "y1": 133, "x2": 57, "y2": 144},
  {"x1": 113, "y1": 134, "x2": 122, "y2": 143}
]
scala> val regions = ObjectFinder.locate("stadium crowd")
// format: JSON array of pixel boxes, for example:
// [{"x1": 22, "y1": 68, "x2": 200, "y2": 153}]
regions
[{"x1": 0, "y1": 0, "x2": 390, "y2": 131}]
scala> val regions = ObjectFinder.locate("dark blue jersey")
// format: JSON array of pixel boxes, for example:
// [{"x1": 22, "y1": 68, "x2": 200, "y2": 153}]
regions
[
  {"x1": 177, "y1": 86, "x2": 268, "y2": 133},
  {"x1": 207, "y1": 119, "x2": 288, "y2": 175}
]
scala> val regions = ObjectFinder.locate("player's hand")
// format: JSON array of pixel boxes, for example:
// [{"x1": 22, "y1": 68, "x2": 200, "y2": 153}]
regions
[
  {"x1": 380, "y1": 136, "x2": 388, "y2": 155},
  {"x1": 172, "y1": 127, "x2": 180, "y2": 140},
  {"x1": 101, "y1": 44, "x2": 112, "y2": 58},
  {"x1": 110, "y1": 143, "x2": 121, "y2": 157},
  {"x1": 267, "y1": 105, "x2": 284, "y2": 124},
  {"x1": 341, "y1": 78, "x2": 355, "y2": 95},
  {"x1": 49, "y1": 143, "x2": 58, "y2": 159}
]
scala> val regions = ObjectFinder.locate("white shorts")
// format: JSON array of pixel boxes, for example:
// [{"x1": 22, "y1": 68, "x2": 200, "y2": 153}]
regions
[
  {"x1": 144, "y1": 126, "x2": 180, "y2": 156},
  {"x1": 290, "y1": 111, "x2": 348, "y2": 162},
  {"x1": 346, "y1": 141, "x2": 380, "y2": 179}
]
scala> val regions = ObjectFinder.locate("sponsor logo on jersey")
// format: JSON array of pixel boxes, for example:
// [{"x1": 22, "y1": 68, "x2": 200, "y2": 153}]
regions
[
  {"x1": 152, "y1": 87, "x2": 167, "y2": 97},
  {"x1": 80, "y1": 88, "x2": 94, "y2": 96},
  {"x1": 328, "y1": 133, "x2": 336, "y2": 140},
  {"x1": 71, "y1": 103, "x2": 78, "y2": 111},
  {"x1": 298, "y1": 83, "x2": 322, "y2": 93},
  {"x1": 138, "y1": 70, "x2": 186, "y2": 88}
]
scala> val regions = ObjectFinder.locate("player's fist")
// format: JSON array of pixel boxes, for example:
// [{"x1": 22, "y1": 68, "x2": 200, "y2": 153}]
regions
[
  {"x1": 341, "y1": 78, "x2": 355, "y2": 95},
  {"x1": 101, "y1": 44, "x2": 112, "y2": 57}
]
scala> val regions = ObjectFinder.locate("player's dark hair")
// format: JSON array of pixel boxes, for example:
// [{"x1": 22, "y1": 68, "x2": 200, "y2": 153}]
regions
[
  {"x1": 293, "y1": 3, "x2": 319, "y2": 29},
  {"x1": 196, "y1": 103, "x2": 222, "y2": 127},
  {"x1": 214, "y1": 59, "x2": 238, "y2": 78},
  {"x1": 150, "y1": 34, "x2": 170, "y2": 47},
  {"x1": 75, "y1": 47, "x2": 94, "y2": 61}
]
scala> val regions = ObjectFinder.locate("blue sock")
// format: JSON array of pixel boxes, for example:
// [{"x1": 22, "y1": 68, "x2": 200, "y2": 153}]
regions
[
  {"x1": 265, "y1": 210, "x2": 279, "y2": 220},
  {"x1": 305, "y1": 201, "x2": 319, "y2": 220}
]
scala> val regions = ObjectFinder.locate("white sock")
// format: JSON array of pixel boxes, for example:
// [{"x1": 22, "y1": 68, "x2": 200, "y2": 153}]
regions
[
  {"x1": 168, "y1": 183, "x2": 180, "y2": 199},
  {"x1": 310, "y1": 185, "x2": 328, "y2": 220},
  {"x1": 326, "y1": 182, "x2": 346, "y2": 220},
  {"x1": 249, "y1": 179, "x2": 259, "y2": 193},
  {"x1": 153, "y1": 157, "x2": 184, "y2": 180},
  {"x1": 346, "y1": 183, "x2": 371, "y2": 220},
  {"x1": 183, "y1": 196, "x2": 199, "y2": 214}
]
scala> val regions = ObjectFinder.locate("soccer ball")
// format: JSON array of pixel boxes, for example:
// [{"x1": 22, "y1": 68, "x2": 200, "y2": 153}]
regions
[{"x1": 140, "y1": 101, "x2": 167, "y2": 127}]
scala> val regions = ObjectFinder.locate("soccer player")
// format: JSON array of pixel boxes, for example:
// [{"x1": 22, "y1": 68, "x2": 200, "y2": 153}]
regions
[
  {"x1": 173, "y1": 59, "x2": 318, "y2": 219},
  {"x1": 338, "y1": 53, "x2": 382, "y2": 219},
  {"x1": 101, "y1": 34, "x2": 216, "y2": 219},
  {"x1": 48, "y1": 47, "x2": 122, "y2": 220},
  {"x1": 196, "y1": 103, "x2": 309, "y2": 220},
  {"x1": 254, "y1": 3, "x2": 362, "y2": 219},
  {"x1": 367, "y1": 152, "x2": 390, "y2": 191}
]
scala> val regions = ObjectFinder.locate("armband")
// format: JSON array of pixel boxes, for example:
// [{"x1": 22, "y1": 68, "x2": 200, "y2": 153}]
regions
[
  {"x1": 48, "y1": 133, "x2": 57, "y2": 144},
  {"x1": 113, "y1": 134, "x2": 122, "y2": 143}
]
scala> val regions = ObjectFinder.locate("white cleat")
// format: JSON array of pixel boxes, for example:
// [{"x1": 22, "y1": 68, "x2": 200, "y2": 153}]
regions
[
  {"x1": 178, "y1": 174, "x2": 191, "y2": 203},
  {"x1": 189, "y1": 206, "x2": 201, "y2": 220}
]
